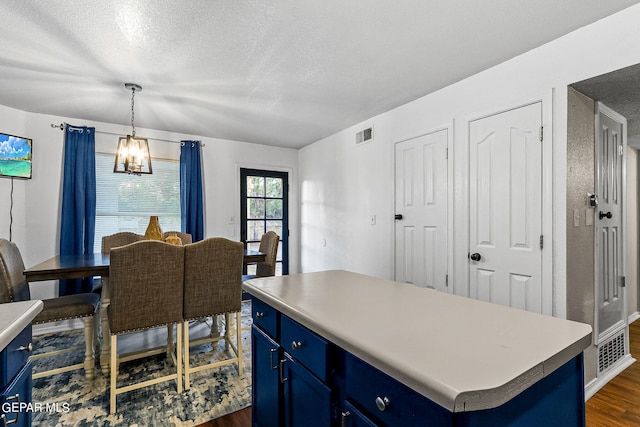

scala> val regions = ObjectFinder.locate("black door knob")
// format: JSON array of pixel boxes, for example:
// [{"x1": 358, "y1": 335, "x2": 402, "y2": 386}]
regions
[
  {"x1": 394, "y1": 214, "x2": 403, "y2": 220},
  {"x1": 469, "y1": 253, "x2": 482, "y2": 262},
  {"x1": 599, "y1": 211, "x2": 612, "y2": 220}
]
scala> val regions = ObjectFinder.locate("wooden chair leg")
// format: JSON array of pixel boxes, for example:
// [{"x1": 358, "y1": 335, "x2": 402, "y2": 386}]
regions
[
  {"x1": 183, "y1": 321, "x2": 190, "y2": 390},
  {"x1": 82, "y1": 317, "x2": 95, "y2": 380},
  {"x1": 110, "y1": 335, "x2": 117, "y2": 414},
  {"x1": 176, "y1": 323, "x2": 183, "y2": 393},
  {"x1": 236, "y1": 311, "x2": 243, "y2": 376}
]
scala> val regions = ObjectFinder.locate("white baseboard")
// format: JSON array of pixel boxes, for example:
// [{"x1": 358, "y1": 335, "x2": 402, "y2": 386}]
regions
[
  {"x1": 629, "y1": 311, "x2": 640, "y2": 324},
  {"x1": 585, "y1": 354, "x2": 636, "y2": 400}
]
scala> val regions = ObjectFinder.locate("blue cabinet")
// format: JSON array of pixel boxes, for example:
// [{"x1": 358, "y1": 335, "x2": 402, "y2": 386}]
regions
[
  {"x1": 251, "y1": 309, "x2": 334, "y2": 427},
  {"x1": 281, "y1": 353, "x2": 332, "y2": 427},
  {"x1": 251, "y1": 298, "x2": 586, "y2": 427},
  {"x1": 1, "y1": 325, "x2": 33, "y2": 427},
  {"x1": 251, "y1": 325, "x2": 281, "y2": 427}
]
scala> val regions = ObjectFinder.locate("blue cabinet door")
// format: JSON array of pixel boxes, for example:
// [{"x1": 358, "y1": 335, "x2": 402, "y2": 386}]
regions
[
  {"x1": 282, "y1": 353, "x2": 332, "y2": 427},
  {"x1": 252, "y1": 325, "x2": 281, "y2": 427},
  {"x1": 0, "y1": 361, "x2": 32, "y2": 427},
  {"x1": 341, "y1": 401, "x2": 378, "y2": 427}
]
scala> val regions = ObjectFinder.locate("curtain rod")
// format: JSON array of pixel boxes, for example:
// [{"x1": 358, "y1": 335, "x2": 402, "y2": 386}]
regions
[{"x1": 50, "y1": 123, "x2": 204, "y2": 146}]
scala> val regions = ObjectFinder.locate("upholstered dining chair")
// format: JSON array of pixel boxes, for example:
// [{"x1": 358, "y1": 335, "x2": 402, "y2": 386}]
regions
[
  {"x1": 240, "y1": 231, "x2": 279, "y2": 331},
  {"x1": 93, "y1": 232, "x2": 144, "y2": 294},
  {"x1": 243, "y1": 231, "x2": 279, "y2": 282},
  {"x1": 163, "y1": 231, "x2": 192, "y2": 244},
  {"x1": 0, "y1": 238, "x2": 99, "y2": 380},
  {"x1": 183, "y1": 237, "x2": 244, "y2": 389},
  {"x1": 92, "y1": 232, "x2": 145, "y2": 371},
  {"x1": 107, "y1": 240, "x2": 184, "y2": 413}
]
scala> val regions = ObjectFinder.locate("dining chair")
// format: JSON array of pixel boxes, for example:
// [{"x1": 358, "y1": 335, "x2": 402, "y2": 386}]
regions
[
  {"x1": 92, "y1": 232, "x2": 145, "y2": 371},
  {"x1": 183, "y1": 237, "x2": 244, "y2": 389},
  {"x1": 163, "y1": 231, "x2": 192, "y2": 244},
  {"x1": 243, "y1": 231, "x2": 279, "y2": 282},
  {"x1": 0, "y1": 238, "x2": 99, "y2": 380},
  {"x1": 107, "y1": 240, "x2": 184, "y2": 413},
  {"x1": 93, "y1": 232, "x2": 145, "y2": 294},
  {"x1": 240, "y1": 231, "x2": 279, "y2": 331}
]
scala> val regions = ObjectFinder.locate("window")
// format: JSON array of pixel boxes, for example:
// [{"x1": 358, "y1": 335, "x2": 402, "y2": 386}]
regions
[
  {"x1": 240, "y1": 168, "x2": 288, "y2": 275},
  {"x1": 94, "y1": 153, "x2": 180, "y2": 252}
]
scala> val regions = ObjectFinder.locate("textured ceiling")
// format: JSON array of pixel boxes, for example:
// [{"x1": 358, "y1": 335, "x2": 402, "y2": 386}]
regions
[
  {"x1": 0, "y1": 1, "x2": 638, "y2": 148},
  {"x1": 572, "y1": 63, "x2": 640, "y2": 149}
]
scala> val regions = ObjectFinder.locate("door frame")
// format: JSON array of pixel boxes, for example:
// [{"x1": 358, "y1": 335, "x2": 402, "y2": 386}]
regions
[
  {"x1": 462, "y1": 92, "x2": 553, "y2": 315},
  {"x1": 237, "y1": 164, "x2": 293, "y2": 275},
  {"x1": 391, "y1": 122, "x2": 454, "y2": 292},
  {"x1": 593, "y1": 101, "x2": 628, "y2": 345}
]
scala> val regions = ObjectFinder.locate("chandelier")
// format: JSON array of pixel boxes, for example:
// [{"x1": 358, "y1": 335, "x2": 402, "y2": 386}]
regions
[{"x1": 113, "y1": 83, "x2": 152, "y2": 175}]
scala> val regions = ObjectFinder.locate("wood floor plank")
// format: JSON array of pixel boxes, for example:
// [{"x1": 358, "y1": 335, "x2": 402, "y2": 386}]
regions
[
  {"x1": 586, "y1": 319, "x2": 640, "y2": 426},
  {"x1": 197, "y1": 407, "x2": 251, "y2": 427}
]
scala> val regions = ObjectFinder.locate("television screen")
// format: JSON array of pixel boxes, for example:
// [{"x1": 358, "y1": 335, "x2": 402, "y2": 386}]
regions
[{"x1": 0, "y1": 132, "x2": 32, "y2": 179}]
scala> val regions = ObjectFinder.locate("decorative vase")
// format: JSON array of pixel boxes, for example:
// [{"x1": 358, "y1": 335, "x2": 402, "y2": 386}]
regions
[
  {"x1": 165, "y1": 232, "x2": 182, "y2": 246},
  {"x1": 144, "y1": 216, "x2": 164, "y2": 241}
]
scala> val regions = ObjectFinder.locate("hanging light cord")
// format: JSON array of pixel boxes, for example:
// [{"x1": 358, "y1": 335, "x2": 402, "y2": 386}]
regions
[
  {"x1": 9, "y1": 178, "x2": 14, "y2": 241},
  {"x1": 131, "y1": 86, "x2": 136, "y2": 137}
]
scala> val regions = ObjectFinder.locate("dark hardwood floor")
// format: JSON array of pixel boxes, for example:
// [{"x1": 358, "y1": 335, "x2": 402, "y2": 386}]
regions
[
  {"x1": 586, "y1": 319, "x2": 640, "y2": 426},
  {"x1": 199, "y1": 320, "x2": 640, "y2": 427},
  {"x1": 197, "y1": 407, "x2": 251, "y2": 427}
]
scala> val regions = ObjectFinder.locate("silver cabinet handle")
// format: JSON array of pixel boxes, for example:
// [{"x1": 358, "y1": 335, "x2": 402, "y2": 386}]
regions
[
  {"x1": 3, "y1": 394, "x2": 21, "y2": 425},
  {"x1": 255, "y1": 311, "x2": 265, "y2": 318},
  {"x1": 375, "y1": 396, "x2": 390, "y2": 412},
  {"x1": 18, "y1": 343, "x2": 33, "y2": 352},
  {"x1": 269, "y1": 348, "x2": 278, "y2": 370},
  {"x1": 341, "y1": 411, "x2": 351, "y2": 427},
  {"x1": 291, "y1": 340, "x2": 303, "y2": 350},
  {"x1": 279, "y1": 359, "x2": 288, "y2": 383}
]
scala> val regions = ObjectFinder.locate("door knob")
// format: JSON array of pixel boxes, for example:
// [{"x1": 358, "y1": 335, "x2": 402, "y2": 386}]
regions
[
  {"x1": 469, "y1": 253, "x2": 482, "y2": 262},
  {"x1": 394, "y1": 214, "x2": 403, "y2": 220},
  {"x1": 599, "y1": 211, "x2": 612, "y2": 220}
]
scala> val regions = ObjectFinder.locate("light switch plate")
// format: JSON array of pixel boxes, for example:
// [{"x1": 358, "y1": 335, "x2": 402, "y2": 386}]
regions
[
  {"x1": 585, "y1": 210, "x2": 594, "y2": 226},
  {"x1": 573, "y1": 209, "x2": 581, "y2": 227}
]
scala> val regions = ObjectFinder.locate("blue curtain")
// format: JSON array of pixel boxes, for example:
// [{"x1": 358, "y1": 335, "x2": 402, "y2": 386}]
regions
[
  {"x1": 180, "y1": 140, "x2": 204, "y2": 241},
  {"x1": 59, "y1": 125, "x2": 96, "y2": 295}
]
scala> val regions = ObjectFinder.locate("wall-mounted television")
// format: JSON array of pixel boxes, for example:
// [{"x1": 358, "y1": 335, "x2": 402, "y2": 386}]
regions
[{"x1": 0, "y1": 132, "x2": 32, "y2": 179}]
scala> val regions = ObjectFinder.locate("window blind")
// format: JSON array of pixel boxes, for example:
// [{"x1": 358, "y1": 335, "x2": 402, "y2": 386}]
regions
[{"x1": 94, "y1": 153, "x2": 181, "y2": 252}]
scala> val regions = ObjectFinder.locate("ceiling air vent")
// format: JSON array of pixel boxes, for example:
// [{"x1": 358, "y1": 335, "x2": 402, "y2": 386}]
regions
[{"x1": 356, "y1": 126, "x2": 373, "y2": 145}]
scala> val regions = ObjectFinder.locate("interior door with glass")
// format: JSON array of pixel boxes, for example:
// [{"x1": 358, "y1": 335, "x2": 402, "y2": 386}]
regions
[{"x1": 240, "y1": 168, "x2": 289, "y2": 275}]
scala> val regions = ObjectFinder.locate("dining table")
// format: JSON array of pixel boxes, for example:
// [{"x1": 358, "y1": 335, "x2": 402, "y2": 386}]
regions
[{"x1": 24, "y1": 248, "x2": 266, "y2": 375}]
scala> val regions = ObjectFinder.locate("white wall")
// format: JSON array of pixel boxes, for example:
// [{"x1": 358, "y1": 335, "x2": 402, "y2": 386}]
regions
[
  {"x1": 0, "y1": 106, "x2": 299, "y2": 300},
  {"x1": 299, "y1": 4, "x2": 640, "y2": 317}
]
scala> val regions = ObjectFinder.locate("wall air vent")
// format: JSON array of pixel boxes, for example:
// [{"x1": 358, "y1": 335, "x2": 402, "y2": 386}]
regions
[
  {"x1": 356, "y1": 126, "x2": 373, "y2": 145},
  {"x1": 598, "y1": 329, "x2": 626, "y2": 374}
]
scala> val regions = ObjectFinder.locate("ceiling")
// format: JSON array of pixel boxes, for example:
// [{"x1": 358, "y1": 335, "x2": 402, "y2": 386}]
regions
[
  {"x1": 572, "y1": 63, "x2": 640, "y2": 149},
  {"x1": 0, "y1": 1, "x2": 638, "y2": 149}
]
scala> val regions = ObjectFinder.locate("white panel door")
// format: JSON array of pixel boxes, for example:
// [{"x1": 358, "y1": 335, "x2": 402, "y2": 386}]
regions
[
  {"x1": 595, "y1": 102, "x2": 626, "y2": 340},
  {"x1": 469, "y1": 103, "x2": 543, "y2": 312},
  {"x1": 394, "y1": 129, "x2": 448, "y2": 292}
]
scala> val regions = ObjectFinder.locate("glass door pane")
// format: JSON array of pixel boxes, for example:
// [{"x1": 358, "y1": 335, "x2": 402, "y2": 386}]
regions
[{"x1": 241, "y1": 168, "x2": 288, "y2": 275}]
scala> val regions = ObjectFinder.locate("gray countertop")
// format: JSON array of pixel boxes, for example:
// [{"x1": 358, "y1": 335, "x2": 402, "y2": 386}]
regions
[
  {"x1": 243, "y1": 270, "x2": 592, "y2": 413},
  {"x1": 0, "y1": 300, "x2": 43, "y2": 351}
]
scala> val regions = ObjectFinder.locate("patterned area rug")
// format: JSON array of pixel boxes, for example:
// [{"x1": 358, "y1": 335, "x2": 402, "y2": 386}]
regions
[{"x1": 30, "y1": 304, "x2": 252, "y2": 426}]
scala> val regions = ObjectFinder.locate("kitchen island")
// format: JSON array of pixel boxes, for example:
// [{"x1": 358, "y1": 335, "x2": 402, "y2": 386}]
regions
[
  {"x1": 244, "y1": 270, "x2": 592, "y2": 426},
  {"x1": 1, "y1": 300, "x2": 43, "y2": 427}
]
